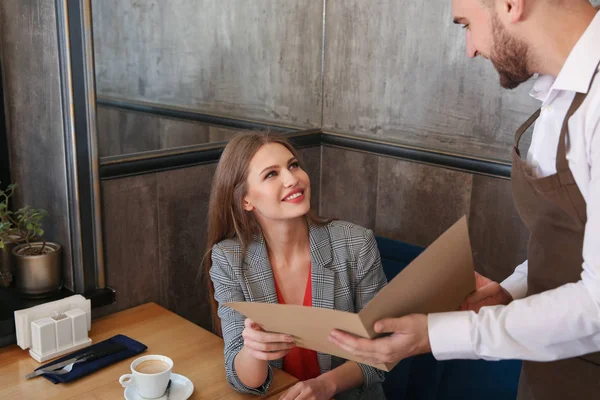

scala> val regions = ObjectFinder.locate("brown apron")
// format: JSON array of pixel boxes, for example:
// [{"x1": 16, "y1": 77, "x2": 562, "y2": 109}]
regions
[{"x1": 512, "y1": 67, "x2": 600, "y2": 400}]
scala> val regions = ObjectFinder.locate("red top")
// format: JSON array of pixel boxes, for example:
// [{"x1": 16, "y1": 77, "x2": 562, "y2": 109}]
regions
[{"x1": 273, "y1": 268, "x2": 321, "y2": 381}]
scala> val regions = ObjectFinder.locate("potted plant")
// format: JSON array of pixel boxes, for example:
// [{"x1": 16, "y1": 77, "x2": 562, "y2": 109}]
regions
[{"x1": 0, "y1": 183, "x2": 62, "y2": 296}]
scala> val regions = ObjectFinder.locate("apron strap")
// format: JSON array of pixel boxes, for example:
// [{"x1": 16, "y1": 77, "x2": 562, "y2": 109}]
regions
[
  {"x1": 556, "y1": 65, "x2": 600, "y2": 175},
  {"x1": 514, "y1": 108, "x2": 541, "y2": 149}
]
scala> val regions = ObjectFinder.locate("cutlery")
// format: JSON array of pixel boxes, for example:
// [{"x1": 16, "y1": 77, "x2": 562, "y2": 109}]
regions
[{"x1": 25, "y1": 342, "x2": 127, "y2": 379}]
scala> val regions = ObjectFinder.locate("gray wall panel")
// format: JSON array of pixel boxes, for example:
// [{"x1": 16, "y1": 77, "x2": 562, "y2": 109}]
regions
[
  {"x1": 96, "y1": 106, "x2": 241, "y2": 158},
  {"x1": 320, "y1": 146, "x2": 379, "y2": 229},
  {"x1": 323, "y1": 0, "x2": 540, "y2": 162},
  {"x1": 92, "y1": 0, "x2": 323, "y2": 128},
  {"x1": 157, "y1": 164, "x2": 216, "y2": 332},
  {"x1": 100, "y1": 174, "x2": 162, "y2": 316},
  {"x1": 0, "y1": 0, "x2": 74, "y2": 289},
  {"x1": 376, "y1": 156, "x2": 473, "y2": 247}
]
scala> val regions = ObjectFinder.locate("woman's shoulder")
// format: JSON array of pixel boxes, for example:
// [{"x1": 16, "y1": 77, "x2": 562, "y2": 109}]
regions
[
  {"x1": 211, "y1": 237, "x2": 244, "y2": 267},
  {"x1": 212, "y1": 237, "x2": 243, "y2": 252},
  {"x1": 319, "y1": 220, "x2": 381, "y2": 273},
  {"x1": 323, "y1": 219, "x2": 374, "y2": 241}
]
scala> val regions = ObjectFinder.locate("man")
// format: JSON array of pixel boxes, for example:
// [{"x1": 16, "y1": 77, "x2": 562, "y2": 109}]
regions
[{"x1": 328, "y1": 1, "x2": 600, "y2": 398}]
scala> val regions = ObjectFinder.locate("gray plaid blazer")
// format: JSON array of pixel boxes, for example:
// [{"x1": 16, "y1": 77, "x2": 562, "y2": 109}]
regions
[{"x1": 209, "y1": 220, "x2": 388, "y2": 399}]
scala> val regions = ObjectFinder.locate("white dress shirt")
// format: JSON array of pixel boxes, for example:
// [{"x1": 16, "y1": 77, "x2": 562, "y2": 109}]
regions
[{"x1": 428, "y1": 11, "x2": 600, "y2": 362}]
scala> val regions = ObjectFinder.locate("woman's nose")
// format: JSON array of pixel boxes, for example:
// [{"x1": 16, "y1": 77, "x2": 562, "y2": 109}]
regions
[{"x1": 281, "y1": 169, "x2": 298, "y2": 188}]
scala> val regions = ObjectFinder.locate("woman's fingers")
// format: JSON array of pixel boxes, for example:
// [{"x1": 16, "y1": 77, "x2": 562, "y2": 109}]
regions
[
  {"x1": 244, "y1": 338, "x2": 296, "y2": 352},
  {"x1": 243, "y1": 327, "x2": 294, "y2": 343},
  {"x1": 244, "y1": 318, "x2": 260, "y2": 330},
  {"x1": 242, "y1": 318, "x2": 296, "y2": 355}
]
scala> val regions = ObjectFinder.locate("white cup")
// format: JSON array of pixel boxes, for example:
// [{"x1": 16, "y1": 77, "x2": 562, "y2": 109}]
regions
[{"x1": 119, "y1": 355, "x2": 173, "y2": 399}]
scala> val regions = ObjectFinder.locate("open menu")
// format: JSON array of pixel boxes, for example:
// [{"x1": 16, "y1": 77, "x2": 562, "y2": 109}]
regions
[{"x1": 227, "y1": 217, "x2": 475, "y2": 371}]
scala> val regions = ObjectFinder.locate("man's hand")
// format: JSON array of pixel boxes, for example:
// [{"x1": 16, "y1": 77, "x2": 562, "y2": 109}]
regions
[
  {"x1": 459, "y1": 272, "x2": 513, "y2": 312},
  {"x1": 279, "y1": 377, "x2": 336, "y2": 400},
  {"x1": 328, "y1": 314, "x2": 430, "y2": 366}
]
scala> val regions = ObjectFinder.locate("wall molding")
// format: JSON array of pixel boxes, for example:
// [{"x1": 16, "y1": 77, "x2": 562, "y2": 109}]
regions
[
  {"x1": 99, "y1": 128, "x2": 511, "y2": 182},
  {"x1": 100, "y1": 139, "x2": 512, "y2": 180},
  {"x1": 96, "y1": 101, "x2": 511, "y2": 180},
  {"x1": 321, "y1": 133, "x2": 511, "y2": 179},
  {"x1": 97, "y1": 96, "x2": 302, "y2": 133}
]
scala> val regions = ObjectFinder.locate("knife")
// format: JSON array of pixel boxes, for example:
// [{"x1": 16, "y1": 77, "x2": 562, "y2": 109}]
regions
[{"x1": 24, "y1": 342, "x2": 127, "y2": 379}]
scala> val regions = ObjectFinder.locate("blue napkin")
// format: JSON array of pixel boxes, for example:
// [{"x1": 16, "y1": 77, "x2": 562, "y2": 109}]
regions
[{"x1": 37, "y1": 334, "x2": 147, "y2": 384}]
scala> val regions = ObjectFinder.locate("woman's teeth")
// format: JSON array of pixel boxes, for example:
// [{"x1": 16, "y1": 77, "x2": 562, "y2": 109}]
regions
[{"x1": 284, "y1": 192, "x2": 302, "y2": 201}]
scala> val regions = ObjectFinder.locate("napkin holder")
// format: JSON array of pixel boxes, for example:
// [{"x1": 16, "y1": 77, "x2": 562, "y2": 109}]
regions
[{"x1": 14, "y1": 295, "x2": 92, "y2": 362}]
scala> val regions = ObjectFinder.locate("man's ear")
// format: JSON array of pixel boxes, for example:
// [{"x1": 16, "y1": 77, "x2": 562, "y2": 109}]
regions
[{"x1": 501, "y1": 0, "x2": 526, "y2": 24}]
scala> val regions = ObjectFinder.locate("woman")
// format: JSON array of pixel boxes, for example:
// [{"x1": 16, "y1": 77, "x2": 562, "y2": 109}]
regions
[{"x1": 205, "y1": 131, "x2": 387, "y2": 400}]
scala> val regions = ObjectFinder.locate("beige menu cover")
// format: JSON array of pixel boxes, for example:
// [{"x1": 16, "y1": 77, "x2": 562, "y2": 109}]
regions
[{"x1": 227, "y1": 216, "x2": 475, "y2": 371}]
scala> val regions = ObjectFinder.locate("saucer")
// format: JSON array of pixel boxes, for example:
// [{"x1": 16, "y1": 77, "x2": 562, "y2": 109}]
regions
[{"x1": 124, "y1": 373, "x2": 194, "y2": 400}]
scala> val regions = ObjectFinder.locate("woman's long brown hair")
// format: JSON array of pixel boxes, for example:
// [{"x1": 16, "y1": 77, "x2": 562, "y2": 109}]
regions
[{"x1": 203, "y1": 131, "x2": 328, "y2": 335}]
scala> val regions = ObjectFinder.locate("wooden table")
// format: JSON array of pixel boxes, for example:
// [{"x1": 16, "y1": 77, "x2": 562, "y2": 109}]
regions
[{"x1": 0, "y1": 302, "x2": 298, "y2": 399}]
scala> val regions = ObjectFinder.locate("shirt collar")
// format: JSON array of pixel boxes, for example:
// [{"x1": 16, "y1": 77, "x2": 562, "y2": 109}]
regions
[
  {"x1": 551, "y1": 10, "x2": 600, "y2": 94},
  {"x1": 529, "y1": 74, "x2": 554, "y2": 102}
]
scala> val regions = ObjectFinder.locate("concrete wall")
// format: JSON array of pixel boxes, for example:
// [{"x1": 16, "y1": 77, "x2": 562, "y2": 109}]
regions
[
  {"x1": 91, "y1": 0, "x2": 562, "y2": 161},
  {"x1": 92, "y1": 0, "x2": 324, "y2": 130}
]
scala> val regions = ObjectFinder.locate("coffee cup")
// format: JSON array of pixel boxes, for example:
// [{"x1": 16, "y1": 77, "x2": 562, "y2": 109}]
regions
[{"x1": 119, "y1": 355, "x2": 173, "y2": 399}]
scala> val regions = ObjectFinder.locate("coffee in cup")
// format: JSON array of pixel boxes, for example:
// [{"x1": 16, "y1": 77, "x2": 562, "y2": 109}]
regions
[
  {"x1": 135, "y1": 359, "x2": 170, "y2": 374},
  {"x1": 119, "y1": 355, "x2": 173, "y2": 399}
]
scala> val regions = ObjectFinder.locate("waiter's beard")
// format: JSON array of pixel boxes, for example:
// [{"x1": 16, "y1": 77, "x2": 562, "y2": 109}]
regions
[{"x1": 490, "y1": 15, "x2": 533, "y2": 89}]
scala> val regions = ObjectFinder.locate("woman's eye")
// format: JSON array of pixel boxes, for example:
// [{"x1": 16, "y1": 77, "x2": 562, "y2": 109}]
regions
[
  {"x1": 289, "y1": 161, "x2": 300, "y2": 170},
  {"x1": 265, "y1": 171, "x2": 276, "y2": 179}
]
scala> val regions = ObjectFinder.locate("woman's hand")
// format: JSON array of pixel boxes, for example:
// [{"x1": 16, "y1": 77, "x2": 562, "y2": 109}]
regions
[
  {"x1": 279, "y1": 377, "x2": 336, "y2": 400},
  {"x1": 242, "y1": 318, "x2": 296, "y2": 361}
]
